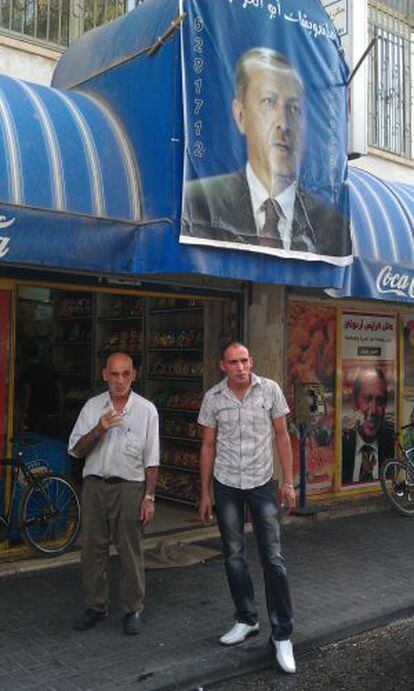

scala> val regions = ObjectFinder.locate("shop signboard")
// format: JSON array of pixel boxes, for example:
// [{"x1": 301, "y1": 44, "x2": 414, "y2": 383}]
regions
[
  {"x1": 180, "y1": 0, "x2": 352, "y2": 267},
  {"x1": 341, "y1": 311, "x2": 396, "y2": 487}
]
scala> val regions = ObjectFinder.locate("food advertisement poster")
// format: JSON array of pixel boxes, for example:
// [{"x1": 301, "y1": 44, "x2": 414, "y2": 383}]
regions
[
  {"x1": 287, "y1": 302, "x2": 336, "y2": 493},
  {"x1": 341, "y1": 312, "x2": 396, "y2": 487}
]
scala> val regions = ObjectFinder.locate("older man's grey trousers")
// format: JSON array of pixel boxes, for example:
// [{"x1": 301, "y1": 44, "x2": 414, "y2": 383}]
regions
[{"x1": 80, "y1": 476, "x2": 145, "y2": 615}]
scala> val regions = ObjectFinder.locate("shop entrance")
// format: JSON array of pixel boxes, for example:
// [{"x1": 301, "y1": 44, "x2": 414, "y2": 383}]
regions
[{"x1": 9, "y1": 282, "x2": 242, "y2": 547}]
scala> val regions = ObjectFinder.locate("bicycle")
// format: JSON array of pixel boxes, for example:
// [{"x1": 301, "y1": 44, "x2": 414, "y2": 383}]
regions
[
  {"x1": 380, "y1": 423, "x2": 414, "y2": 517},
  {"x1": 0, "y1": 439, "x2": 81, "y2": 556}
]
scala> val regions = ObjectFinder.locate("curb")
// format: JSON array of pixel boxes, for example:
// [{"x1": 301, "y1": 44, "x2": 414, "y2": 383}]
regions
[{"x1": 148, "y1": 605, "x2": 414, "y2": 690}]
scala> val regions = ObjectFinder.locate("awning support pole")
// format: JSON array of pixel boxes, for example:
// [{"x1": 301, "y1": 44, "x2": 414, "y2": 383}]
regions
[
  {"x1": 147, "y1": 13, "x2": 187, "y2": 57},
  {"x1": 347, "y1": 37, "x2": 377, "y2": 87}
]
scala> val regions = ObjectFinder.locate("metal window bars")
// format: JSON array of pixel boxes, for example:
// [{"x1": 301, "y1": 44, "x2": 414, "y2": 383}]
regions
[
  {"x1": 368, "y1": 4, "x2": 413, "y2": 159},
  {"x1": 0, "y1": 0, "x2": 128, "y2": 48}
]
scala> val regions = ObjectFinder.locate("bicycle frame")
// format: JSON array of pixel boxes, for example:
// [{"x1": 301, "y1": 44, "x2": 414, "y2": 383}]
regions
[
  {"x1": 394, "y1": 424, "x2": 414, "y2": 477},
  {"x1": 0, "y1": 442, "x2": 81, "y2": 556},
  {"x1": 0, "y1": 452, "x2": 49, "y2": 538},
  {"x1": 380, "y1": 422, "x2": 414, "y2": 517}
]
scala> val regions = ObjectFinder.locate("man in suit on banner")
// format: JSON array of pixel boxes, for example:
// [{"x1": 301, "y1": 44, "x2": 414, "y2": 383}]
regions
[
  {"x1": 182, "y1": 47, "x2": 351, "y2": 263},
  {"x1": 342, "y1": 367, "x2": 395, "y2": 485}
]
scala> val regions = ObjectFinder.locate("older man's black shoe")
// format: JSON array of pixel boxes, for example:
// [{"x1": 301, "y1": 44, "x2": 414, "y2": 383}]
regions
[
  {"x1": 123, "y1": 610, "x2": 142, "y2": 635},
  {"x1": 73, "y1": 608, "x2": 108, "y2": 631}
]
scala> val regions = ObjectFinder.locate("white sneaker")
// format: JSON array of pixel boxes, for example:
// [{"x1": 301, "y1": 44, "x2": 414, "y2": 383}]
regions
[
  {"x1": 272, "y1": 638, "x2": 296, "y2": 674},
  {"x1": 219, "y1": 621, "x2": 260, "y2": 645}
]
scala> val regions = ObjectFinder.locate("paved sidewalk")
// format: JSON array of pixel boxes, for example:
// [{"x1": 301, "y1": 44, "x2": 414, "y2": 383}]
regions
[{"x1": 0, "y1": 508, "x2": 414, "y2": 690}]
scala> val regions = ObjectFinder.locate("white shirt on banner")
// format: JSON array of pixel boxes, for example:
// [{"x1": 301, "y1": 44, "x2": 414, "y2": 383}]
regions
[
  {"x1": 246, "y1": 163, "x2": 296, "y2": 249},
  {"x1": 353, "y1": 433, "x2": 379, "y2": 482}
]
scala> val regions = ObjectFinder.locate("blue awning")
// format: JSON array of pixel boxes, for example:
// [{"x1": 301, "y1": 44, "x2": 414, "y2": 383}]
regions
[
  {"x1": 0, "y1": 74, "x2": 142, "y2": 221},
  {"x1": 0, "y1": 72, "x2": 149, "y2": 275},
  {"x1": 336, "y1": 168, "x2": 414, "y2": 303},
  {"x1": 0, "y1": 5, "x2": 348, "y2": 290},
  {"x1": 0, "y1": 2, "x2": 411, "y2": 298}
]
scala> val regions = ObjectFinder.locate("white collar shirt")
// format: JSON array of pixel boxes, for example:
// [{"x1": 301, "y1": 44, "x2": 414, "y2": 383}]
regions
[
  {"x1": 353, "y1": 433, "x2": 379, "y2": 482},
  {"x1": 68, "y1": 390, "x2": 159, "y2": 482},
  {"x1": 246, "y1": 163, "x2": 296, "y2": 250},
  {"x1": 198, "y1": 373, "x2": 290, "y2": 490}
]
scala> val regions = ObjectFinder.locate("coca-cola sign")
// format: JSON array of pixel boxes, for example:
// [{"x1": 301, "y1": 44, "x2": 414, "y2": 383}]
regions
[{"x1": 376, "y1": 265, "x2": 414, "y2": 300}]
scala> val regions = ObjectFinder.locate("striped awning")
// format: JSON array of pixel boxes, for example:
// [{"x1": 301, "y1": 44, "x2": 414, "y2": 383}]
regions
[
  {"x1": 341, "y1": 167, "x2": 414, "y2": 303},
  {"x1": 0, "y1": 74, "x2": 142, "y2": 222}
]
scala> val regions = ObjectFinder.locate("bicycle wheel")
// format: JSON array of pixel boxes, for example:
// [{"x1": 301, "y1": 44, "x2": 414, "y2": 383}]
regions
[
  {"x1": 19, "y1": 474, "x2": 81, "y2": 556},
  {"x1": 380, "y1": 459, "x2": 414, "y2": 517}
]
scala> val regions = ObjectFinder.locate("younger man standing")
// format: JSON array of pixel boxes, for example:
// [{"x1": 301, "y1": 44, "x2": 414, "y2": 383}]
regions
[{"x1": 198, "y1": 342, "x2": 296, "y2": 673}]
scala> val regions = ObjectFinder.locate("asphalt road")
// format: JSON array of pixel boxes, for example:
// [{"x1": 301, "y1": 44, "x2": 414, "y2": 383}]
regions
[{"x1": 206, "y1": 616, "x2": 414, "y2": 690}]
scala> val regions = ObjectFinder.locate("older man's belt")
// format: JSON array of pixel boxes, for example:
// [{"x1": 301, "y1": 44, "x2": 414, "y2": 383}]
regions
[{"x1": 88, "y1": 475, "x2": 124, "y2": 484}]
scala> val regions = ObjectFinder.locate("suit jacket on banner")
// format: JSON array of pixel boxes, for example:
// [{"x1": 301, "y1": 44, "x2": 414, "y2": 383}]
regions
[
  {"x1": 182, "y1": 170, "x2": 351, "y2": 260},
  {"x1": 342, "y1": 427, "x2": 395, "y2": 485}
]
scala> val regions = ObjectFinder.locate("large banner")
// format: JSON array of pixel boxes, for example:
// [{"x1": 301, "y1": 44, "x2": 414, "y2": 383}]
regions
[
  {"x1": 341, "y1": 312, "x2": 396, "y2": 487},
  {"x1": 180, "y1": 0, "x2": 352, "y2": 266}
]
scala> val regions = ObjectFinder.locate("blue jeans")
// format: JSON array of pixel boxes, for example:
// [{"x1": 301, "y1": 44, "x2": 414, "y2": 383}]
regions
[{"x1": 213, "y1": 478, "x2": 293, "y2": 640}]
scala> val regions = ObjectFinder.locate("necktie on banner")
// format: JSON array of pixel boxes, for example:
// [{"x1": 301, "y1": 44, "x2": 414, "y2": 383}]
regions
[
  {"x1": 260, "y1": 198, "x2": 284, "y2": 247},
  {"x1": 360, "y1": 444, "x2": 376, "y2": 482}
]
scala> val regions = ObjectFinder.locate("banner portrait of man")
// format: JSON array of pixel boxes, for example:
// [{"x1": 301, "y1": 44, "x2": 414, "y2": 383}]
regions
[
  {"x1": 180, "y1": 1, "x2": 352, "y2": 266},
  {"x1": 342, "y1": 366, "x2": 395, "y2": 485}
]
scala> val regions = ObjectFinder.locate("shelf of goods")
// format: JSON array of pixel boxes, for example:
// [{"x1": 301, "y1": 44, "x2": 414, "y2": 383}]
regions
[
  {"x1": 148, "y1": 297, "x2": 204, "y2": 505},
  {"x1": 96, "y1": 294, "x2": 143, "y2": 365},
  {"x1": 154, "y1": 399, "x2": 202, "y2": 505},
  {"x1": 53, "y1": 291, "x2": 94, "y2": 432},
  {"x1": 156, "y1": 469, "x2": 201, "y2": 505}
]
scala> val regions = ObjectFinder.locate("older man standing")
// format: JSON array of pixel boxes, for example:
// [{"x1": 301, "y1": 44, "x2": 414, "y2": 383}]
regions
[
  {"x1": 198, "y1": 341, "x2": 296, "y2": 674},
  {"x1": 69, "y1": 352, "x2": 159, "y2": 635}
]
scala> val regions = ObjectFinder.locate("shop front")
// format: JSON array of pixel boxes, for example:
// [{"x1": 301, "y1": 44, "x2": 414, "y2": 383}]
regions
[
  {"x1": 0, "y1": 274, "x2": 245, "y2": 552},
  {"x1": 15, "y1": 278, "x2": 241, "y2": 481},
  {"x1": 286, "y1": 167, "x2": 414, "y2": 501},
  {"x1": 0, "y1": 0, "x2": 411, "y2": 554}
]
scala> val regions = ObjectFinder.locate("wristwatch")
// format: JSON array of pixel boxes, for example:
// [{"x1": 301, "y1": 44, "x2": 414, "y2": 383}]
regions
[{"x1": 144, "y1": 493, "x2": 155, "y2": 502}]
